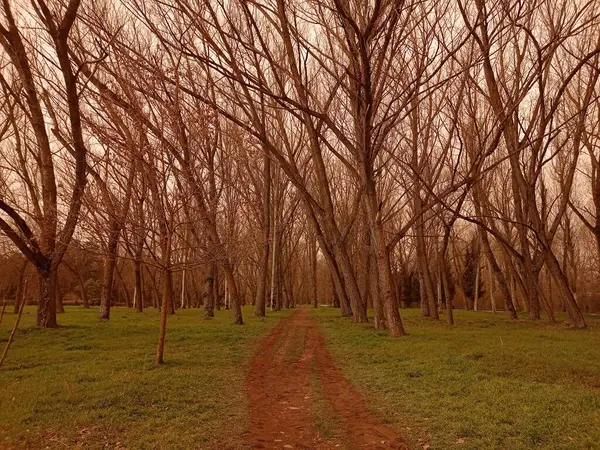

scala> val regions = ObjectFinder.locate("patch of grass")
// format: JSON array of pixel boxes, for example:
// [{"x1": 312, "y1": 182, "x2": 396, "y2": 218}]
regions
[
  {"x1": 284, "y1": 323, "x2": 306, "y2": 363},
  {"x1": 312, "y1": 307, "x2": 600, "y2": 450},
  {"x1": 271, "y1": 325, "x2": 289, "y2": 359},
  {"x1": 0, "y1": 305, "x2": 288, "y2": 449},
  {"x1": 309, "y1": 359, "x2": 339, "y2": 442}
]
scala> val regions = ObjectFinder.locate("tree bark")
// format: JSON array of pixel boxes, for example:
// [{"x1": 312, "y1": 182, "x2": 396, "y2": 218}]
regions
[
  {"x1": 13, "y1": 260, "x2": 28, "y2": 314},
  {"x1": 254, "y1": 152, "x2": 271, "y2": 317},
  {"x1": 37, "y1": 267, "x2": 57, "y2": 328},
  {"x1": 223, "y1": 261, "x2": 243, "y2": 324},
  {"x1": 134, "y1": 259, "x2": 143, "y2": 312},
  {"x1": 99, "y1": 226, "x2": 119, "y2": 320},
  {"x1": 309, "y1": 230, "x2": 318, "y2": 308},
  {"x1": 203, "y1": 264, "x2": 215, "y2": 318},
  {"x1": 545, "y1": 250, "x2": 587, "y2": 328}
]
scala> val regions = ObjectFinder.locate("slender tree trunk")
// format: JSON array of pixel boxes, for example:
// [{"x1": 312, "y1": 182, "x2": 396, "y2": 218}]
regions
[
  {"x1": 478, "y1": 227, "x2": 518, "y2": 319},
  {"x1": 99, "y1": 227, "x2": 119, "y2": 321},
  {"x1": 329, "y1": 270, "x2": 340, "y2": 308},
  {"x1": 255, "y1": 153, "x2": 271, "y2": 317},
  {"x1": 442, "y1": 264, "x2": 454, "y2": 325},
  {"x1": 273, "y1": 252, "x2": 282, "y2": 311},
  {"x1": 13, "y1": 260, "x2": 28, "y2": 314},
  {"x1": 214, "y1": 267, "x2": 221, "y2": 311},
  {"x1": 414, "y1": 214, "x2": 437, "y2": 318},
  {"x1": 134, "y1": 259, "x2": 143, "y2": 312},
  {"x1": 270, "y1": 213, "x2": 278, "y2": 311},
  {"x1": 309, "y1": 230, "x2": 318, "y2": 308},
  {"x1": 474, "y1": 256, "x2": 480, "y2": 312},
  {"x1": 156, "y1": 266, "x2": 171, "y2": 364},
  {"x1": 180, "y1": 269, "x2": 187, "y2": 309},
  {"x1": 322, "y1": 246, "x2": 351, "y2": 315},
  {"x1": 0, "y1": 278, "x2": 27, "y2": 369},
  {"x1": 369, "y1": 247, "x2": 385, "y2": 329},
  {"x1": 363, "y1": 183, "x2": 404, "y2": 335},
  {"x1": 223, "y1": 261, "x2": 243, "y2": 324},
  {"x1": 203, "y1": 264, "x2": 215, "y2": 318},
  {"x1": 335, "y1": 244, "x2": 366, "y2": 321}
]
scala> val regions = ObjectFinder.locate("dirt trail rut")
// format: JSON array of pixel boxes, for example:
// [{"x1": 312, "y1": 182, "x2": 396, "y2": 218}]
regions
[{"x1": 247, "y1": 308, "x2": 408, "y2": 450}]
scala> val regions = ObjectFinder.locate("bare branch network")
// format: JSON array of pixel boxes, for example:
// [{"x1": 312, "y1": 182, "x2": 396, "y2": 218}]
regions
[{"x1": 1, "y1": 0, "x2": 600, "y2": 350}]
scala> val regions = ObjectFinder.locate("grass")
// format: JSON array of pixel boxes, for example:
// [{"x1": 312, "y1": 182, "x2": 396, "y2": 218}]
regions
[
  {"x1": 309, "y1": 359, "x2": 338, "y2": 442},
  {"x1": 312, "y1": 307, "x2": 600, "y2": 450},
  {"x1": 0, "y1": 305, "x2": 288, "y2": 450},
  {"x1": 283, "y1": 322, "x2": 306, "y2": 363}
]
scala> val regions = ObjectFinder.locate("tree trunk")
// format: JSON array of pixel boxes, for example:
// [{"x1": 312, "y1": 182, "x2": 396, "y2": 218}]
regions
[
  {"x1": 77, "y1": 269, "x2": 89, "y2": 308},
  {"x1": 329, "y1": 270, "x2": 340, "y2": 308},
  {"x1": 155, "y1": 265, "x2": 171, "y2": 364},
  {"x1": 442, "y1": 263, "x2": 454, "y2": 325},
  {"x1": 369, "y1": 244, "x2": 385, "y2": 329},
  {"x1": 203, "y1": 265, "x2": 215, "y2": 318},
  {"x1": 37, "y1": 267, "x2": 57, "y2": 328},
  {"x1": 116, "y1": 265, "x2": 132, "y2": 308},
  {"x1": 415, "y1": 224, "x2": 437, "y2": 318},
  {"x1": 363, "y1": 182, "x2": 405, "y2": 335},
  {"x1": 545, "y1": 250, "x2": 586, "y2": 328},
  {"x1": 223, "y1": 261, "x2": 243, "y2": 324},
  {"x1": 474, "y1": 257, "x2": 480, "y2": 312},
  {"x1": 309, "y1": 230, "x2": 318, "y2": 308},
  {"x1": 255, "y1": 152, "x2": 271, "y2": 317},
  {"x1": 13, "y1": 260, "x2": 28, "y2": 314},
  {"x1": 99, "y1": 227, "x2": 119, "y2": 321},
  {"x1": 478, "y1": 227, "x2": 518, "y2": 319},
  {"x1": 335, "y1": 244, "x2": 367, "y2": 321},
  {"x1": 134, "y1": 259, "x2": 143, "y2": 312}
]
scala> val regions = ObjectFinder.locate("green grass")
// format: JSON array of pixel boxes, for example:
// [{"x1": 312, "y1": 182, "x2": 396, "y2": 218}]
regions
[
  {"x1": 309, "y1": 359, "x2": 339, "y2": 442},
  {"x1": 312, "y1": 308, "x2": 600, "y2": 450},
  {"x1": 0, "y1": 306, "x2": 288, "y2": 449},
  {"x1": 283, "y1": 323, "x2": 306, "y2": 363}
]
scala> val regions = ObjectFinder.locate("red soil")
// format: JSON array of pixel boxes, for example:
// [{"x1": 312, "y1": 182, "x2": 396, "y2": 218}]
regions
[{"x1": 247, "y1": 308, "x2": 408, "y2": 450}]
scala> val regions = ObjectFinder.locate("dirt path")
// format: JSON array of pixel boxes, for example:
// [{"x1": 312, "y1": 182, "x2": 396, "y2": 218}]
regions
[{"x1": 248, "y1": 308, "x2": 408, "y2": 450}]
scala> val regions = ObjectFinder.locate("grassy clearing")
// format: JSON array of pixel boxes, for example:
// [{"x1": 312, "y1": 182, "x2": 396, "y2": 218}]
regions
[
  {"x1": 0, "y1": 306, "x2": 287, "y2": 450},
  {"x1": 312, "y1": 307, "x2": 600, "y2": 450}
]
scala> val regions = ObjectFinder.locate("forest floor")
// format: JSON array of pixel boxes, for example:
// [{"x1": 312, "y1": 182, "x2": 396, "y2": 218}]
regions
[
  {"x1": 0, "y1": 306, "x2": 288, "y2": 449},
  {"x1": 247, "y1": 308, "x2": 407, "y2": 450},
  {"x1": 1, "y1": 306, "x2": 599, "y2": 449},
  {"x1": 313, "y1": 308, "x2": 600, "y2": 450}
]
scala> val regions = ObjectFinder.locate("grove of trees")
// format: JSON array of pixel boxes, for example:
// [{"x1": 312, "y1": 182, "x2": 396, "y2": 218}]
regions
[{"x1": 2, "y1": 0, "x2": 600, "y2": 360}]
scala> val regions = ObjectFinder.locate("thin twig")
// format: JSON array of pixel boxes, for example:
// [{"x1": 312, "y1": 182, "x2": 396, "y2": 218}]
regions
[
  {"x1": 0, "y1": 299, "x2": 6, "y2": 327},
  {"x1": 0, "y1": 278, "x2": 28, "y2": 369}
]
